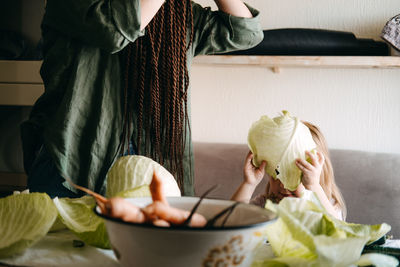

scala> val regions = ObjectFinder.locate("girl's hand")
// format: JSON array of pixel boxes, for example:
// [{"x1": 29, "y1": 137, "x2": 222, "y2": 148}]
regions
[
  {"x1": 243, "y1": 151, "x2": 266, "y2": 187},
  {"x1": 295, "y1": 150, "x2": 324, "y2": 189},
  {"x1": 231, "y1": 151, "x2": 266, "y2": 203}
]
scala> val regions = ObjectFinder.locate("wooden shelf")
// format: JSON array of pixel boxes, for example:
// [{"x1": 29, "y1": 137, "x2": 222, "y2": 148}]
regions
[
  {"x1": 193, "y1": 55, "x2": 400, "y2": 73},
  {"x1": 1, "y1": 56, "x2": 400, "y2": 106}
]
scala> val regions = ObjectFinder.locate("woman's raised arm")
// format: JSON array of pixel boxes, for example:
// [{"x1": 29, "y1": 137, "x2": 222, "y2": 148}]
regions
[
  {"x1": 43, "y1": 0, "x2": 164, "y2": 53},
  {"x1": 214, "y1": 0, "x2": 253, "y2": 18}
]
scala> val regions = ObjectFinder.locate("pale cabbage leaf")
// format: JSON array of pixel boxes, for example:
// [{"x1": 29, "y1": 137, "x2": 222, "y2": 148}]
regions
[
  {"x1": 252, "y1": 195, "x2": 395, "y2": 267},
  {"x1": 53, "y1": 196, "x2": 110, "y2": 249},
  {"x1": 356, "y1": 253, "x2": 399, "y2": 267},
  {"x1": 0, "y1": 193, "x2": 58, "y2": 258},
  {"x1": 248, "y1": 111, "x2": 316, "y2": 191},
  {"x1": 106, "y1": 155, "x2": 181, "y2": 198}
]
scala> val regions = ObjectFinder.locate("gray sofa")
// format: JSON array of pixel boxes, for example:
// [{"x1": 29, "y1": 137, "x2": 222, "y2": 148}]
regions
[{"x1": 193, "y1": 142, "x2": 400, "y2": 238}]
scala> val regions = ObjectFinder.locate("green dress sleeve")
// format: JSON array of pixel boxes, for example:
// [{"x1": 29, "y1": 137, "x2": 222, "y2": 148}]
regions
[
  {"x1": 43, "y1": 0, "x2": 145, "y2": 53},
  {"x1": 191, "y1": 2, "x2": 263, "y2": 56}
]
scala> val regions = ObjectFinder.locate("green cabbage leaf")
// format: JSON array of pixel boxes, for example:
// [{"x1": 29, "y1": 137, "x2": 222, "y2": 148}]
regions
[
  {"x1": 53, "y1": 196, "x2": 110, "y2": 249},
  {"x1": 106, "y1": 155, "x2": 181, "y2": 198},
  {"x1": 356, "y1": 253, "x2": 399, "y2": 267},
  {"x1": 0, "y1": 193, "x2": 58, "y2": 258},
  {"x1": 252, "y1": 195, "x2": 395, "y2": 267},
  {"x1": 247, "y1": 111, "x2": 316, "y2": 191},
  {"x1": 114, "y1": 184, "x2": 151, "y2": 198}
]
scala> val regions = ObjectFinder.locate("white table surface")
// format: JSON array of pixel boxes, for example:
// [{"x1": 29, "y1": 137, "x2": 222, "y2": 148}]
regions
[{"x1": 0, "y1": 230, "x2": 119, "y2": 267}]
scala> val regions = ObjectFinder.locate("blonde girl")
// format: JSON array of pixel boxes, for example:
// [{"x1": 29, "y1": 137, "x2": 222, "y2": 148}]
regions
[{"x1": 231, "y1": 122, "x2": 346, "y2": 220}]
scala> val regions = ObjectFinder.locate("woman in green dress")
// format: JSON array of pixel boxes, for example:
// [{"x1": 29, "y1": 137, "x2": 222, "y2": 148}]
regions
[{"x1": 21, "y1": 0, "x2": 263, "y2": 198}]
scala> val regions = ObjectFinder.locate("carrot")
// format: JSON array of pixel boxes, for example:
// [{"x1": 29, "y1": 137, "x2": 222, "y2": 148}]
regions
[
  {"x1": 64, "y1": 172, "x2": 207, "y2": 228},
  {"x1": 150, "y1": 171, "x2": 168, "y2": 204},
  {"x1": 106, "y1": 197, "x2": 146, "y2": 223},
  {"x1": 152, "y1": 219, "x2": 171, "y2": 227},
  {"x1": 64, "y1": 177, "x2": 147, "y2": 223},
  {"x1": 142, "y1": 201, "x2": 207, "y2": 227}
]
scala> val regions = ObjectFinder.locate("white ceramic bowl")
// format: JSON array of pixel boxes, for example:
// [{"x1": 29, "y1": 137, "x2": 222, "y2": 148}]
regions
[{"x1": 95, "y1": 197, "x2": 276, "y2": 267}]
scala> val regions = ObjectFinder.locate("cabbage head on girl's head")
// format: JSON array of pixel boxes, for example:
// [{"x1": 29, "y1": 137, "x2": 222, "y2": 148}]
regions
[{"x1": 247, "y1": 111, "x2": 316, "y2": 191}]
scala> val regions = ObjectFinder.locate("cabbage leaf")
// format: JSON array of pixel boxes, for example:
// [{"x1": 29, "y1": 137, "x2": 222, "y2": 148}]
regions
[
  {"x1": 247, "y1": 111, "x2": 316, "y2": 191},
  {"x1": 356, "y1": 253, "x2": 399, "y2": 267},
  {"x1": 252, "y1": 195, "x2": 395, "y2": 267},
  {"x1": 0, "y1": 193, "x2": 58, "y2": 258},
  {"x1": 53, "y1": 196, "x2": 110, "y2": 249},
  {"x1": 114, "y1": 184, "x2": 151, "y2": 198},
  {"x1": 106, "y1": 155, "x2": 181, "y2": 198}
]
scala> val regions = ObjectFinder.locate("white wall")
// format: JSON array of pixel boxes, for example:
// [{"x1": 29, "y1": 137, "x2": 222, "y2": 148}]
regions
[{"x1": 191, "y1": 0, "x2": 400, "y2": 154}]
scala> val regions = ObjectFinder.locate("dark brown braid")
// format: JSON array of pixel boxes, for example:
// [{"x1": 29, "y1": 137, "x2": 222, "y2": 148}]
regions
[{"x1": 120, "y1": 0, "x2": 194, "y2": 194}]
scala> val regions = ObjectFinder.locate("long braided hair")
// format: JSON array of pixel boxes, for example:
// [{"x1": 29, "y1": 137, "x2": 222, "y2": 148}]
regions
[{"x1": 120, "y1": 0, "x2": 194, "y2": 194}]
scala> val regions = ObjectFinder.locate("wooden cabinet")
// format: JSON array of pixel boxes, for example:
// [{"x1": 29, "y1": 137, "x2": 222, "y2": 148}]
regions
[
  {"x1": 0, "y1": 60, "x2": 44, "y2": 106},
  {"x1": 0, "y1": 61, "x2": 39, "y2": 193}
]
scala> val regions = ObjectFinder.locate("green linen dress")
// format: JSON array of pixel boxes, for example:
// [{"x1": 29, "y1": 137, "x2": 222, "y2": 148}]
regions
[{"x1": 20, "y1": 0, "x2": 263, "y2": 196}]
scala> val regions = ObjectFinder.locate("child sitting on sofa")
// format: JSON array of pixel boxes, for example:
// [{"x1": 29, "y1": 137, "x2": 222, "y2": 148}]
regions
[{"x1": 231, "y1": 122, "x2": 346, "y2": 220}]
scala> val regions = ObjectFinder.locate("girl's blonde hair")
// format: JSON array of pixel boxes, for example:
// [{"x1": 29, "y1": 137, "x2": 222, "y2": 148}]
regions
[{"x1": 303, "y1": 121, "x2": 347, "y2": 220}]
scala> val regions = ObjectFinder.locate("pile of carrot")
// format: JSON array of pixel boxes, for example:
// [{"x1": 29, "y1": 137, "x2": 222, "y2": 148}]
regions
[{"x1": 67, "y1": 171, "x2": 207, "y2": 227}]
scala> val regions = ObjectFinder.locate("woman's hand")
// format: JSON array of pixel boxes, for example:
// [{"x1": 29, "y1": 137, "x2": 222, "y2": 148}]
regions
[
  {"x1": 243, "y1": 151, "x2": 266, "y2": 187},
  {"x1": 295, "y1": 150, "x2": 324, "y2": 190}
]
